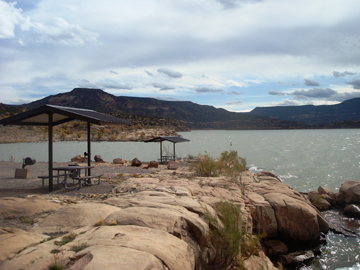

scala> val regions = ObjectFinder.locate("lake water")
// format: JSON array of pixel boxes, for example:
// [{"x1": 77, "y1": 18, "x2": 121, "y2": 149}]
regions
[{"x1": 1, "y1": 129, "x2": 360, "y2": 269}]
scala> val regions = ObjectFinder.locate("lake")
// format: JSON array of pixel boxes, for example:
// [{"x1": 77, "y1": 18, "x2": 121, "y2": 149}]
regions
[{"x1": 1, "y1": 129, "x2": 360, "y2": 269}]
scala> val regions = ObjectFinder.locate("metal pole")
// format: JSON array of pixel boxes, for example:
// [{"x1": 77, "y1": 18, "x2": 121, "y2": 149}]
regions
[
  {"x1": 160, "y1": 141, "x2": 163, "y2": 163},
  {"x1": 173, "y1": 143, "x2": 175, "y2": 161},
  {"x1": 87, "y1": 122, "x2": 91, "y2": 176},
  {"x1": 48, "y1": 113, "x2": 53, "y2": 192}
]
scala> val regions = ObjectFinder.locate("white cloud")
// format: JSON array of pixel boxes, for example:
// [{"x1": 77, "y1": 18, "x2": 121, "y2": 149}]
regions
[
  {"x1": 0, "y1": 1, "x2": 29, "y2": 38},
  {"x1": 0, "y1": 1, "x2": 97, "y2": 45},
  {"x1": 1, "y1": 0, "x2": 360, "y2": 112}
]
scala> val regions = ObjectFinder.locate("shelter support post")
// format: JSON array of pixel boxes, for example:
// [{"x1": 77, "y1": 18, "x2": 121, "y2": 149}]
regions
[
  {"x1": 48, "y1": 113, "x2": 53, "y2": 192},
  {"x1": 160, "y1": 141, "x2": 163, "y2": 163},
  {"x1": 173, "y1": 143, "x2": 175, "y2": 161},
  {"x1": 87, "y1": 122, "x2": 91, "y2": 176}
]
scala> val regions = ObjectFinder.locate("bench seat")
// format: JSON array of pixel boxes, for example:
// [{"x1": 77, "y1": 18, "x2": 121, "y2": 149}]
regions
[
  {"x1": 38, "y1": 174, "x2": 68, "y2": 188},
  {"x1": 67, "y1": 174, "x2": 103, "y2": 190}
]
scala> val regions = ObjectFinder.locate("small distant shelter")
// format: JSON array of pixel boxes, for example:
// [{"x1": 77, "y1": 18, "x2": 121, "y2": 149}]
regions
[
  {"x1": 145, "y1": 136, "x2": 190, "y2": 163},
  {"x1": 0, "y1": 104, "x2": 132, "y2": 192}
]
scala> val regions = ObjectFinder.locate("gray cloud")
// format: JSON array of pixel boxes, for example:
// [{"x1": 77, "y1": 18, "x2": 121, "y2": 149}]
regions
[
  {"x1": 226, "y1": 100, "x2": 243, "y2": 105},
  {"x1": 195, "y1": 87, "x2": 224, "y2": 94},
  {"x1": 304, "y1": 79, "x2": 320, "y2": 87},
  {"x1": 277, "y1": 99, "x2": 306, "y2": 106},
  {"x1": 145, "y1": 70, "x2": 154, "y2": 76},
  {"x1": 110, "y1": 70, "x2": 119, "y2": 75},
  {"x1": 346, "y1": 79, "x2": 360, "y2": 89},
  {"x1": 157, "y1": 68, "x2": 183, "y2": 79},
  {"x1": 77, "y1": 80, "x2": 133, "y2": 90},
  {"x1": 151, "y1": 82, "x2": 175, "y2": 91},
  {"x1": 227, "y1": 90, "x2": 243, "y2": 95},
  {"x1": 292, "y1": 88, "x2": 337, "y2": 99},
  {"x1": 270, "y1": 88, "x2": 338, "y2": 99},
  {"x1": 152, "y1": 96, "x2": 183, "y2": 101},
  {"x1": 216, "y1": 0, "x2": 262, "y2": 9},
  {"x1": 269, "y1": 90, "x2": 286, "y2": 96},
  {"x1": 333, "y1": 71, "x2": 356, "y2": 78},
  {"x1": 102, "y1": 83, "x2": 133, "y2": 90}
]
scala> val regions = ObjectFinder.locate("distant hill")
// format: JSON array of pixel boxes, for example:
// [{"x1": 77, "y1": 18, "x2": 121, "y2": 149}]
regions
[
  {"x1": 15, "y1": 88, "x2": 306, "y2": 130},
  {"x1": 6, "y1": 88, "x2": 360, "y2": 129},
  {"x1": 249, "y1": 98, "x2": 360, "y2": 125}
]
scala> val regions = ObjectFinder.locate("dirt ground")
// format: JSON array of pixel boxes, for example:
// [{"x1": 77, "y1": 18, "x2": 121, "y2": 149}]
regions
[{"x1": 0, "y1": 161, "x2": 159, "y2": 198}]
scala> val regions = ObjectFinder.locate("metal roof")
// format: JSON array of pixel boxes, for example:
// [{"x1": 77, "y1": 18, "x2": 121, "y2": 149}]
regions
[
  {"x1": 145, "y1": 136, "x2": 190, "y2": 143},
  {"x1": 0, "y1": 104, "x2": 132, "y2": 126}
]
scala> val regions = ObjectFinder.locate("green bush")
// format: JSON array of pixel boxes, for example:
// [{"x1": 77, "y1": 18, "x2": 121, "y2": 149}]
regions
[
  {"x1": 217, "y1": 150, "x2": 247, "y2": 182},
  {"x1": 205, "y1": 201, "x2": 245, "y2": 269},
  {"x1": 70, "y1": 243, "x2": 88, "y2": 253},
  {"x1": 204, "y1": 201, "x2": 263, "y2": 270},
  {"x1": 190, "y1": 152, "x2": 218, "y2": 177},
  {"x1": 55, "y1": 233, "x2": 76, "y2": 246}
]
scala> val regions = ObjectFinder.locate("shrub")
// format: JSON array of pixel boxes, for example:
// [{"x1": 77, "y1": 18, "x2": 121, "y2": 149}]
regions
[
  {"x1": 94, "y1": 219, "x2": 104, "y2": 227},
  {"x1": 97, "y1": 130, "x2": 103, "y2": 140},
  {"x1": 217, "y1": 150, "x2": 247, "y2": 182},
  {"x1": 49, "y1": 252, "x2": 66, "y2": 270},
  {"x1": 70, "y1": 243, "x2": 88, "y2": 253},
  {"x1": 190, "y1": 152, "x2": 218, "y2": 177},
  {"x1": 59, "y1": 131, "x2": 66, "y2": 140},
  {"x1": 204, "y1": 201, "x2": 245, "y2": 269},
  {"x1": 55, "y1": 233, "x2": 76, "y2": 246},
  {"x1": 19, "y1": 215, "x2": 32, "y2": 224}
]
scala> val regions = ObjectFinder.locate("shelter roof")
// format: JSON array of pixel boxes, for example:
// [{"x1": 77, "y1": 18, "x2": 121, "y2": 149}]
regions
[
  {"x1": 145, "y1": 136, "x2": 190, "y2": 143},
  {"x1": 0, "y1": 104, "x2": 132, "y2": 126}
]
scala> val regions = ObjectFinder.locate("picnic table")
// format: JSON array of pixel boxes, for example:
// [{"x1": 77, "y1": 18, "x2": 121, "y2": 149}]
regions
[{"x1": 39, "y1": 165, "x2": 102, "y2": 190}]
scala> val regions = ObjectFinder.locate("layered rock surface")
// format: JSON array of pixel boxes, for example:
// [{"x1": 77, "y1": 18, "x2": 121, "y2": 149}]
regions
[{"x1": 0, "y1": 168, "x2": 328, "y2": 269}]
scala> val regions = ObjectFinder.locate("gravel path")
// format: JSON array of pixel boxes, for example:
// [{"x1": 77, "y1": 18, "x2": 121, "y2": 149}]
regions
[{"x1": 0, "y1": 161, "x2": 157, "y2": 198}]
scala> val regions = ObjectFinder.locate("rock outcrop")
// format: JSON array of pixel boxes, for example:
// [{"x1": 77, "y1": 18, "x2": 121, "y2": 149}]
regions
[{"x1": 0, "y1": 168, "x2": 330, "y2": 269}]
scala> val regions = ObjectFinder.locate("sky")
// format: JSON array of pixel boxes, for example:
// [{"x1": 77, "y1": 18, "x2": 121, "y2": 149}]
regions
[{"x1": 1, "y1": 0, "x2": 360, "y2": 112}]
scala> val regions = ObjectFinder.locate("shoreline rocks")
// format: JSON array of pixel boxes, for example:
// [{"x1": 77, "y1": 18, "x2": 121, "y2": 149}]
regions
[{"x1": 0, "y1": 165, "x2": 337, "y2": 269}]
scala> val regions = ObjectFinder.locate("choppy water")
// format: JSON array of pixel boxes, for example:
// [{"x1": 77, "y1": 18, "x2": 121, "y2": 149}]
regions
[{"x1": 1, "y1": 129, "x2": 360, "y2": 269}]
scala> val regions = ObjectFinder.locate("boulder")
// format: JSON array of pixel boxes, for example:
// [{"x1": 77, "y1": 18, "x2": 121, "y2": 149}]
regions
[
  {"x1": 345, "y1": 183, "x2": 360, "y2": 204},
  {"x1": 71, "y1": 155, "x2": 87, "y2": 163},
  {"x1": 148, "y1": 160, "x2": 159, "y2": 168},
  {"x1": 335, "y1": 192, "x2": 344, "y2": 205},
  {"x1": 308, "y1": 191, "x2": 331, "y2": 211},
  {"x1": 344, "y1": 204, "x2": 360, "y2": 218},
  {"x1": 167, "y1": 161, "x2": 180, "y2": 170},
  {"x1": 0, "y1": 196, "x2": 61, "y2": 220},
  {"x1": 318, "y1": 186, "x2": 336, "y2": 204},
  {"x1": 247, "y1": 192, "x2": 278, "y2": 238},
  {"x1": 113, "y1": 158, "x2": 126, "y2": 164},
  {"x1": 29, "y1": 202, "x2": 119, "y2": 235},
  {"x1": 280, "y1": 250, "x2": 315, "y2": 266},
  {"x1": 68, "y1": 246, "x2": 164, "y2": 270},
  {"x1": 339, "y1": 180, "x2": 360, "y2": 204},
  {"x1": 263, "y1": 192, "x2": 328, "y2": 242},
  {"x1": 264, "y1": 239, "x2": 288, "y2": 257},
  {"x1": 131, "y1": 158, "x2": 142, "y2": 167},
  {"x1": 94, "y1": 155, "x2": 105, "y2": 163},
  {"x1": 69, "y1": 226, "x2": 196, "y2": 270},
  {"x1": 0, "y1": 228, "x2": 48, "y2": 263}
]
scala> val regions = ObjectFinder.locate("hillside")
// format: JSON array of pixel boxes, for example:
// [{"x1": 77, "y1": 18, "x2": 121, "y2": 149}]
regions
[
  {"x1": 249, "y1": 98, "x2": 360, "y2": 125},
  {"x1": 16, "y1": 88, "x2": 306, "y2": 130}
]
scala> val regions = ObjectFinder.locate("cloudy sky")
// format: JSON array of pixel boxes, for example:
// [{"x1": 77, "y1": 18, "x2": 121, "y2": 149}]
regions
[{"x1": 1, "y1": 0, "x2": 360, "y2": 112}]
